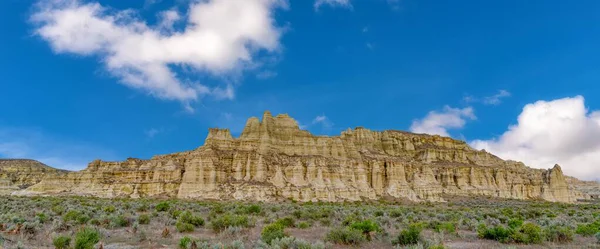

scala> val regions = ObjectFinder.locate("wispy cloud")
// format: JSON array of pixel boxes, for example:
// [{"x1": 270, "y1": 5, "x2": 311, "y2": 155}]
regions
[
  {"x1": 0, "y1": 126, "x2": 117, "y2": 170},
  {"x1": 463, "y1": 89, "x2": 511, "y2": 105},
  {"x1": 314, "y1": 0, "x2": 352, "y2": 11}
]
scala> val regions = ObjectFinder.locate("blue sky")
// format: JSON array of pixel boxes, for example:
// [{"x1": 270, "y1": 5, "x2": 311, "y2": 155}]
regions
[{"x1": 1, "y1": 0, "x2": 600, "y2": 180}]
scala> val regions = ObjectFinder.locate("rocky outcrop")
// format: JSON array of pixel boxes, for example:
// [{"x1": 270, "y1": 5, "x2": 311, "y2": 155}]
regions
[
  {"x1": 0, "y1": 159, "x2": 67, "y2": 195},
  {"x1": 8, "y1": 111, "x2": 596, "y2": 203}
]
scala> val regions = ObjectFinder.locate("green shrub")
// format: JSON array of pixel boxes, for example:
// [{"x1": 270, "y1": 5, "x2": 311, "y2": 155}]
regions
[
  {"x1": 178, "y1": 236, "x2": 192, "y2": 249},
  {"x1": 112, "y1": 215, "x2": 130, "y2": 227},
  {"x1": 325, "y1": 227, "x2": 366, "y2": 245},
  {"x1": 246, "y1": 204, "x2": 262, "y2": 215},
  {"x1": 63, "y1": 210, "x2": 83, "y2": 223},
  {"x1": 507, "y1": 218, "x2": 523, "y2": 229},
  {"x1": 170, "y1": 209, "x2": 183, "y2": 219},
  {"x1": 576, "y1": 222, "x2": 600, "y2": 236},
  {"x1": 52, "y1": 235, "x2": 71, "y2": 249},
  {"x1": 394, "y1": 224, "x2": 422, "y2": 245},
  {"x1": 544, "y1": 226, "x2": 574, "y2": 243},
  {"x1": 138, "y1": 214, "x2": 150, "y2": 225},
  {"x1": 36, "y1": 213, "x2": 49, "y2": 224},
  {"x1": 298, "y1": 222, "x2": 310, "y2": 229},
  {"x1": 52, "y1": 205, "x2": 65, "y2": 215},
  {"x1": 176, "y1": 221, "x2": 195, "y2": 232},
  {"x1": 74, "y1": 228, "x2": 100, "y2": 249},
  {"x1": 210, "y1": 214, "x2": 250, "y2": 232},
  {"x1": 77, "y1": 214, "x2": 90, "y2": 225},
  {"x1": 349, "y1": 220, "x2": 381, "y2": 240},
  {"x1": 261, "y1": 223, "x2": 288, "y2": 245},
  {"x1": 595, "y1": 232, "x2": 600, "y2": 244},
  {"x1": 155, "y1": 202, "x2": 170, "y2": 212},
  {"x1": 390, "y1": 209, "x2": 403, "y2": 218},
  {"x1": 103, "y1": 206, "x2": 116, "y2": 213},
  {"x1": 178, "y1": 211, "x2": 204, "y2": 227},
  {"x1": 435, "y1": 222, "x2": 456, "y2": 234},
  {"x1": 275, "y1": 216, "x2": 295, "y2": 228},
  {"x1": 513, "y1": 223, "x2": 542, "y2": 244},
  {"x1": 477, "y1": 224, "x2": 511, "y2": 243}
]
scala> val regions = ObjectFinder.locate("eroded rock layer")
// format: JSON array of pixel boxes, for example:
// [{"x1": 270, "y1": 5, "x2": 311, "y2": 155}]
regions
[
  {"x1": 0, "y1": 159, "x2": 67, "y2": 195},
  {"x1": 9, "y1": 112, "x2": 595, "y2": 203}
]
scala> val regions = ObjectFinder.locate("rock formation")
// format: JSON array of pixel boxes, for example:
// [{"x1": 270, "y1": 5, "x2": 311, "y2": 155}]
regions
[
  {"x1": 4, "y1": 111, "x2": 597, "y2": 203},
  {"x1": 0, "y1": 159, "x2": 66, "y2": 195}
]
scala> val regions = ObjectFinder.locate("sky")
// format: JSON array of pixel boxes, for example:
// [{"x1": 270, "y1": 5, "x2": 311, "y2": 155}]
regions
[{"x1": 1, "y1": 0, "x2": 600, "y2": 180}]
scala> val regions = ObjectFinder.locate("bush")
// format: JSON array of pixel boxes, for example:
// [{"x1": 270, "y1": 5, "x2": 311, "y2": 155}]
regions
[
  {"x1": 176, "y1": 221, "x2": 195, "y2": 232},
  {"x1": 325, "y1": 227, "x2": 366, "y2": 245},
  {"x1": 52, "y1": 235, "x2": 71, "y2": 249},
  {"x1": 507, "y1": 218, "x2": 523, "y2": 229},
  {"x1": 544, "y1": 225, "x2": 573, "y2": 243},
  {"x1": 112, "y1": 215, "x2": 130, "y2": 227},
  {"x1": 298, "y1": 222, "x2": 310, "y2": 229},
  {"x1": 63, "y1": 210, "x2": 83, "y2": 223},
  {"x1": 74, "y1": 228, "x2": 100, "y2": 249},
  {"x1": 275, "y1": 216, "x2": 295, "y2": 228},
  {"x1": 52, "y1": 205, "x2": 65, "y2": 215},
  {"x1": 595, "y1": 232, "x2": 600, "y2": 244},
  {"x1": 477, "y1": 224, "x2": 511, "y2": 243},
  {"x1": 178, "y1": 211, "x2": 204, "y2": 227},
  {"x1": 576, "y1": 222, "x2": 600, "y2": 236},
  {"x1": 435, "y1": 222, "x2": 456, "y2": 234},
  {"x1": 513, "y1": 223, "x2": 543, "y2": 244},
  {"x1": 246, "y1": 204, "x2": 262, "y2": 215},
  {"x1": 394, "y1": 224, "x2": 422, "y2": 245},
  {"x1": 210, "y1": 214, "x2": 250, "y2": 232},
  {"x1": 36, "y1": 213, "x2": 49, "y2": 224},
  {"x1": 103, "y1": 206, "x2": 116, "y2": 213},
  {"x1": 179, "y1": 236, "x2": 192, "y2": 249},
  {"x1": 155, "y1": 202, "x2": 170, "y2": 212},
  {"x1": 349, "y1": 220, "x2": 381, "y2": 240},
  {"x1": 261, "y1": 223, "x2": 288, "y2": 245},
  {"x1": 138, "y1": 214, "x2": 150, "y2": 225}
]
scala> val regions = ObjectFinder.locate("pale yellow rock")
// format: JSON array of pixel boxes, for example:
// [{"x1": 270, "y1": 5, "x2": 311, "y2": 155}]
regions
[{"x1": 3, "y1": 111, "x2": 598, "y2": 203}]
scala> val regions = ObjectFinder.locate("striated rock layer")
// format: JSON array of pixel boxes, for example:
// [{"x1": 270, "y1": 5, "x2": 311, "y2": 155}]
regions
[
  {"x1": 8, "y1": 111, "x2": 597, "y2": 203},
  {"x1": 0, "y1": 159, "x2": 67, "y2": 195}
]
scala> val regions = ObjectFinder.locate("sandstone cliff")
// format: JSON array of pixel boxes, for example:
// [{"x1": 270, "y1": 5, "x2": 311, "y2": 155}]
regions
[
  {"x1": 0, "y1": 159, "x2": 67, "y2": 195},
  {"x1": 7, "y1": 111, "x2": 597, "y2": 203}
]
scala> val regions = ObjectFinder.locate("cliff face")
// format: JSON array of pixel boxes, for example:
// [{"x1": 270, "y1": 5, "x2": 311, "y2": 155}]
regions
[
  {"x1": 0, "y1": 159, "x2": 67, "y2": 195},
  {"x1": 9, "y1": 111, "x2": 594, "y2": 203}
]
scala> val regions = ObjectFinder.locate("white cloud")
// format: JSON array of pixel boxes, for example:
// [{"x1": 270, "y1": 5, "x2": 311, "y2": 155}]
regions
[
  {"x1": 464, "y1": 89, "x2": 511, "y2": 105},
  {"x1": 31, "y1": 0, "x2": 286, "y2": 109},
  {"x1": 470, "y1": 96, "x2": 600, "y2": 180},
  {"x1": 302, "y1": 115, "x2": 333, "y2": 131},
  {"x1": 410, "y1": 106, "x2": 476, "y2": 137},
  {"x1": 312, "y1": 115, "x2": 327, "y2": 124},
  {"x1": 314, "y1": 0, "x2": 352, "y2": 11},
  {"x1": 0, "y1": 126, "x2": 117, "y2": 170},
  {"x1": 144, "y1": 128, "x2": 160, "y2": 138},
  {"x1": 483, "y1": 89, "x2": 511, "y2": 105}
]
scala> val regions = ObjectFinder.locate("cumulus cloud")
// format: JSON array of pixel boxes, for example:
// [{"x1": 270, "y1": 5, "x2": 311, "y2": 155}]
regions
[
  {"x1": 470, "y1": 96, "x2": 600, "y2": 180},
  {"x1": 314, "y1": 0, "x2": 352, "y2": 11},
  {"x1": 410, "y1": 106, "x2": 476, "y2": 137},
  {"x1": 31, "y1": 0, "x2": 286, "y2": 109}
]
